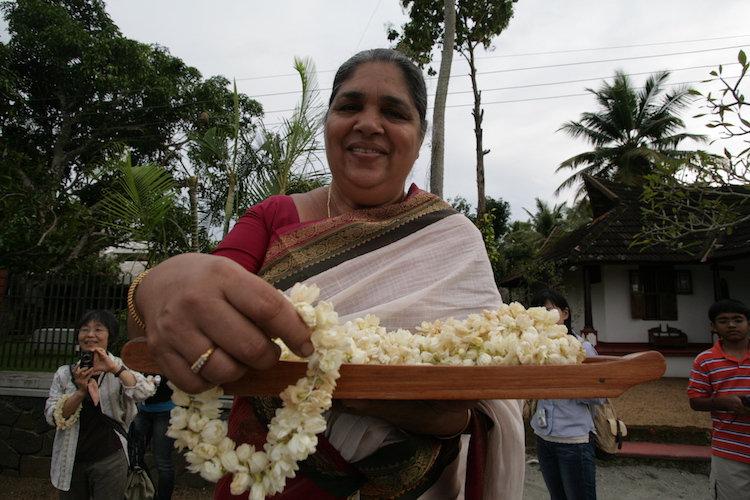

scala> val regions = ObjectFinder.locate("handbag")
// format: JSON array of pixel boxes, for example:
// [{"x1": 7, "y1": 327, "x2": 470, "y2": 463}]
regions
[
  {"x1": 590, "y1": 398, "x2": 627, "y2": 460},
  {"x1": 123, "y1": 422, "x2": 156, "y2": 500},
  {"x1": 124, "y1": 464, "x2": 155, "y2": 500}
]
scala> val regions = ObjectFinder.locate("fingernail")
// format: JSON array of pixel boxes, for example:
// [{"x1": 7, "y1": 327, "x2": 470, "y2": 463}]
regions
[{"x1": 300, "y1": 341, "x2": 314, "y2": 358}]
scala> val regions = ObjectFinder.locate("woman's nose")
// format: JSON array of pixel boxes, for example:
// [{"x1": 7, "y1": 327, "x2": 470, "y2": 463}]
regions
[{"x1": 353, "y1": 107, "x2": 384, "y2": 136}]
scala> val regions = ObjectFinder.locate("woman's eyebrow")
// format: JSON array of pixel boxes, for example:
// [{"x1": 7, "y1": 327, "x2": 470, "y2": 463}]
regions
[
  {"x1": 380, "y1": 95, "x2": 410, "y2": 108},
  {"x1": 335, "y1": 91, "x2": 410, "y2": 108},
  {"x1": 335, "y1": 91, "x2": 363, "y2": 101}
]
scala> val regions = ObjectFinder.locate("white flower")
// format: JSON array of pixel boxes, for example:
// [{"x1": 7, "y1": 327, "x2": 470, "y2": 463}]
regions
[
  {"x1": 230, "y1": 471, "x2": 252, "y2": 496},
  {"x1": 193, "y1": 442, "x2": 218, "y2": 460},
  {"x1": 169, "y1": 407, "x2": 189, "y2": 430},
  {"x1": 199, "y1": 457, "x2": 225, "y2": 482},
  {"x1": 219, "y1": 449, "x2": 246, "y2": 473},
  {"x1": 201, "y1": 419, "x2": 227, "y2": 444},
  {"x1": 247, "y1": 450, "x2": 270, "y2": 474},
  {"x1": 187, "y1": 412, "x2": 210, "y2": 433}
]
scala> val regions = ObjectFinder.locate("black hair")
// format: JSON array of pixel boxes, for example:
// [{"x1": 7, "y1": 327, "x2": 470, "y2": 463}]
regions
[
  {"x1": 76, "y1": 309, "x2": 119, "y2": 347},
  {"x1": 328, "y1": 48, "x2": 428, "y2": 137},
  {"x1": 530, "y1": 289, "x2": 573, "y2": 333},
  {"x1": 708, "y1": 298, "x2": 750, "y2": 323}
]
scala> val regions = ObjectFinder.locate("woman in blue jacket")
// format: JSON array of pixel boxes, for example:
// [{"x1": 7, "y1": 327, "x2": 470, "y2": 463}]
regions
[{"x1": 530, "y1": 289, "x2": 603, "y2": 500}]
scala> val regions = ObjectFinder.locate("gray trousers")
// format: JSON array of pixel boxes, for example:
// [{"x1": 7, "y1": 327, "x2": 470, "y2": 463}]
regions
[{"x1": 59, "y1": 448, "x2": 128, "y2": 500}]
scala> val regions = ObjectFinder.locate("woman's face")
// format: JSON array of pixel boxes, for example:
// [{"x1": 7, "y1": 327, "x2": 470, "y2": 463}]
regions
[
  {"x1": 78, "y1": 320, "x2": 109, "y2": 351},
  {"x1": 325, "y1": 61, "x2": 424, "y2": 208},
  {"x1": 544, "y1": 300, "x2": 569, "y2": 326}
]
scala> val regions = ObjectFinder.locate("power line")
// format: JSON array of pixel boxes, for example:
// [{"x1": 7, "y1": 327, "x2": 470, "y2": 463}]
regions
[
  {"x1": 259, "y1": 62, "x2": 733, "y2": 122},
  {"x1": 246, "y1": 43, "x2": 743, "y2": 104},
  {"x1": 474, "y1": 45, "x2": 748, "y2": 77},
  {"x1": 474, "y1": 34, "x2": 750, "y2": 60},
  {"x1": 231, "y1": 34, "x2": 749, "y2": 82}
]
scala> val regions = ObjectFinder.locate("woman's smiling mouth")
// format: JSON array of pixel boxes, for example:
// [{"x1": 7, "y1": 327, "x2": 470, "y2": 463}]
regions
[{"x1": 350, "y1": 147, "x2": 385, "y2": 154}]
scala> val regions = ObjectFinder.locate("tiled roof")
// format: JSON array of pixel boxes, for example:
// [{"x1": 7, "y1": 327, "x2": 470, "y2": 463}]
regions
[{"x1": 535, "y1": 175, "x2": 750, "y2": 266}]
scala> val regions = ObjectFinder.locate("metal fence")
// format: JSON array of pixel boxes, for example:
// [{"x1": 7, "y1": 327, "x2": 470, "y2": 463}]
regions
[{"x1": 0, "y1": 271, "x2": 133, "y2": 371}]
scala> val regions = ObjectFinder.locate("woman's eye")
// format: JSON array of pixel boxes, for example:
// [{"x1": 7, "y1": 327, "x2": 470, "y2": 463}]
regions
[{"x1": 336, "y1": 103, "x2": 359, "y2": 112}]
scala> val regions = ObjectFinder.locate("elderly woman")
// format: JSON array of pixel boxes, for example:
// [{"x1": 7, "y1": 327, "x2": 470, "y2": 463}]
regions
[
  {"x1": 129, "y1": 48, "x2": 524, "y2": 499},
  {"x1": 46, "y1": 310, "x2": 155, "y2": 499}
]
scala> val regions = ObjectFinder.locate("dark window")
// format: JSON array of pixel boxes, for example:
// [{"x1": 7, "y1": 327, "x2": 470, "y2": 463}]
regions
[
  {"x1": 676, "y1": 270, "x2": 693, "y2": 294},
  {"x1": 630, "y1": 266, "x2": 680, "y2": 320}
]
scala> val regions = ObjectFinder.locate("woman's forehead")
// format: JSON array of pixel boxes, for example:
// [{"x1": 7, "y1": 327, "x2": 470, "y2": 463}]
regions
[{"x1": 336, "y1": 62, "x2": 411, "y2": 98}]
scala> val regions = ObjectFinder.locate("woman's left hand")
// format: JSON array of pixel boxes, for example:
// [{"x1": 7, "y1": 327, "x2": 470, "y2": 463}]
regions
[
  {"x1": 91, "y1": 347, "x2": 118, "y2": 374},
  {"x1": 332, "y1": 399, "x2": 477, "y2": 437}
]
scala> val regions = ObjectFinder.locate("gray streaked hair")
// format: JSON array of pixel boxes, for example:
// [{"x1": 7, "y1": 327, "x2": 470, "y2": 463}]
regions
[{"x1": 328, "y1": 48, "x2": 428, "y2": 137}]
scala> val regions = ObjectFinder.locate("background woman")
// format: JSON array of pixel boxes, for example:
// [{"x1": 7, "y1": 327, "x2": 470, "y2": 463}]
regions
[
  {"x1": 130, "y1": 49, "x2": 524, "y2": 499},
  {"x1": 134, "y1": 374, "x2": 176, "y2": 500},
  {"x1": 529, "y1": 289, "x2": 603, "y2": 500},
  {"x1": 45, "y1": 310, "x2": 155, "y2": 499}
]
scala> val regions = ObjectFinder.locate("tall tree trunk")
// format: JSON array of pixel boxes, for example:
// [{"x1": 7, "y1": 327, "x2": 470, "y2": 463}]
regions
[
  {"x1": 223, "y1": 171, "x2": 236, "y2": 238},
  {"x1": 467, "y1": 43, "x2": 487, "y2": 219},
  {"x1": 188, "y1": 175, "x2": 199, "y2": 252},
  {"x1": 429, "y1": 0, "x2": 456, "y2": 198}
]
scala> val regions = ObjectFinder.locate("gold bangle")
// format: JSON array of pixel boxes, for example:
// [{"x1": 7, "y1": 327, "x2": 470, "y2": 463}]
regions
[
  {"x1": 437, "y1": 409, "x2": 473, "y2": 440},
  {"x1": 127, "y1": 269, "x2": 152, "y2": 331}
]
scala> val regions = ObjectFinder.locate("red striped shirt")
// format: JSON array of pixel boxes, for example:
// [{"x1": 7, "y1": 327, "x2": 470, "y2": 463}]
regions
[{"x1": 687, "y1": 340, "x2": 750, "y2": 464}]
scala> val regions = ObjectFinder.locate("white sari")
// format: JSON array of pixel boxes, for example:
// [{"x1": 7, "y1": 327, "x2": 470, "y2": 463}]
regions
[{"x1": 290, "y1": 213, "x2": 525, "y2": 500}]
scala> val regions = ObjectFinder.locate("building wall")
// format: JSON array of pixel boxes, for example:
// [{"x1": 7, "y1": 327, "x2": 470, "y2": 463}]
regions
[
  {"x1": 566, "y1": 262, "x2": 750, "y2": 345},
  {"x1": 563, "y1": 259, "x2": 750, "y2": 377}
]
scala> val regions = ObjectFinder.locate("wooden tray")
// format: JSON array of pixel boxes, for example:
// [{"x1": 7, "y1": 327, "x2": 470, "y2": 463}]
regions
[{"x1": 121, "y1": 337, "x2": 666, "y2": 399}]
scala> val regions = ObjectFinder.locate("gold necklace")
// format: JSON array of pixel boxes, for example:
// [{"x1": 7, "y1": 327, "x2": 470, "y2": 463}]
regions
[
  {"x1": 327, "y1": 187, "x2": 332, "y2": 218},
  {"x1": 306, "y1": 192, "x2": 326, "y2": 219}
]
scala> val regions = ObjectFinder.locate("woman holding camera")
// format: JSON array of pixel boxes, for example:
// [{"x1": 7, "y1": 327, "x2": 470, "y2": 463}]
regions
[{"x1": 45, "y1": 310, "x2": 155, "y2": 499}]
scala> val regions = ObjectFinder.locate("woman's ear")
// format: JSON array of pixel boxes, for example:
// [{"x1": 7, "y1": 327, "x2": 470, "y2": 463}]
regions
[{"x1": 561, "y1": 308, "x2": 570, "y2": 322}]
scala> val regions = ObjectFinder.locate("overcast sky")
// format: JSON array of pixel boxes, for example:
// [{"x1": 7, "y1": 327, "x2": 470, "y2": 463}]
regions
[{"x1": 7, "y1": 0, "x2": 750, "y2": 220}]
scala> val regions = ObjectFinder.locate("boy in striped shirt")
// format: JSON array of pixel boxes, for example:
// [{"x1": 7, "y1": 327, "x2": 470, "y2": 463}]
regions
[{"x1": 688, "y1": 298, "x2": 750, "y2": 500}]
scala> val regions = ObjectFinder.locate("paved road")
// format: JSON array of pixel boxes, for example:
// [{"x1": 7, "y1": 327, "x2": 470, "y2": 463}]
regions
[{"x1": 523, "y1": 455, "x2": 710, "y2": 500}]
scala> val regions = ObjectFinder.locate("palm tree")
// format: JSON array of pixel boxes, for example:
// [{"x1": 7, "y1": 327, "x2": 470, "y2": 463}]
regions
[
  {"x1": 524, "y1": 198, "x2": 567, "y2": 238},
  {"x1": 189, "y1": 81, "x2": 249, "y2": 238},
  {"x1": 249, "y1": 57, "x2": 328, "y2": 205},
  {"x1": 555, "y1": 70, "x2": 706, "y2": 197},
  {"x1": 98, "y1": 150, "x2": 183, "y2": 267}
]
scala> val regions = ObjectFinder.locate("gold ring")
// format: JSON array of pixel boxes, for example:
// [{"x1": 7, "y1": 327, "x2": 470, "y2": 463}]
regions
[{"x1": 191, "y1": 346, "x2": 216, "y2": 374}]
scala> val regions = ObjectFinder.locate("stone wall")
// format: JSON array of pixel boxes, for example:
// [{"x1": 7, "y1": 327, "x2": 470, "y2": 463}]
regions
[{"x1": 0, "y1": 394, "x2": 53, "y2": 477}]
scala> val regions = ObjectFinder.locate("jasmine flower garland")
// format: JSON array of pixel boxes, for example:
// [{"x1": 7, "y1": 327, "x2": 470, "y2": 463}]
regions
[
  {"x1": 167, "y1": 283, "x2": 585, "y2": 498},
  {"x1": 53, "y1": 394, "x2": 83, "y2": 430}
]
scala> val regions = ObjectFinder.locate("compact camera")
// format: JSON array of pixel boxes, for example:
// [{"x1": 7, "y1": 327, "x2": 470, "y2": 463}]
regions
[{"x1": 79, "y1": 350, "x2": 94, "y2": 369}]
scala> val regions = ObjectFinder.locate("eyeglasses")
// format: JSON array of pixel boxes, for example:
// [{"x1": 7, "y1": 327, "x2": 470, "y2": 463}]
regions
[
  {"x1": 79, "y1": 327, "x2": 108, "y2": 334},
  {"x1": 714, "y1": 317, "x2": 747, "y2": 325}
]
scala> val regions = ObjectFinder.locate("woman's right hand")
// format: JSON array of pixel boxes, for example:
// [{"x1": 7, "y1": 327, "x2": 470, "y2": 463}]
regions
[
  {"x1": 72, "y1": 365, "x2": 92, "y2": 395},
  {"x1": 131, "y1": 253, "x2": 314, "y2": 394}
]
